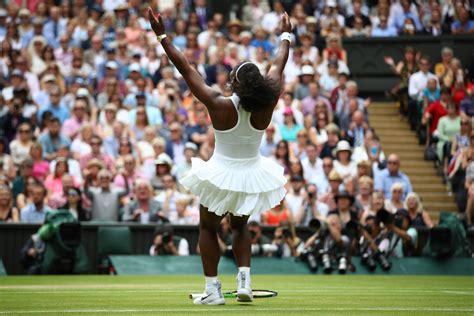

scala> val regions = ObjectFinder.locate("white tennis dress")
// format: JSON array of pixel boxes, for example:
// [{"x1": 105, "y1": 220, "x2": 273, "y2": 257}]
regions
[{"x1": 180, "y1": 94, "x2": 287, "y2": 217}]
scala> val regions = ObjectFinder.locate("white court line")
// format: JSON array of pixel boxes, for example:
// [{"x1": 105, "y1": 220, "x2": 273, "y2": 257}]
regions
[{"x1": 1, "y1": 307, "x2": 474, "y2": 314}]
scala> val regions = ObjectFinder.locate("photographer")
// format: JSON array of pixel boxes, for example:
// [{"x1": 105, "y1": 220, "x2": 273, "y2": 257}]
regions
[
  {"x1": 149, "y1": 224, "x2": 189, "y2": 256},
  {"x1": 248, "y1": 221, "x2": 279, "y2": 257},
  {"x1": 295, "y1": 183, "x2": 329, "y2": 226},
  {"x1": 272, "y1": 221, "x2": 304, "y2": 257},
  {"x1": 301, "y1": 213, "x2": 351, "y2": 274}
]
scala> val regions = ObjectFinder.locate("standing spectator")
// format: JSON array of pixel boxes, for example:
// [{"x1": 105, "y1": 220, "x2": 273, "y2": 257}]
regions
[
  {"x1": 375, "y1": 154, "x2": 413, "y2": 200},
  {"x1": 38, "y1": 117, "x2": 71, "y2": 162},
  {"x1": 84, "y1": 169, "x2": 129, "y2": 222},
  {"x1": 20, "y1": 184, "x2": 51, "y2": 223}
]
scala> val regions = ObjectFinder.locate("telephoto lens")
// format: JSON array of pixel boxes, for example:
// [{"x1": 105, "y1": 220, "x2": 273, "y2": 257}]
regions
[
  {"x1": 376, "y1": 252, "x2": 392, "y2": 271},
  {"x1": 338, "y1": 257, "x2": 347, "y2": 274},
  {"x1": 322, "y1": 253, "x2": 332, "y2": 274},
  {"x1": 362, "y1": 253, "x2": 376, "y2": 271}
]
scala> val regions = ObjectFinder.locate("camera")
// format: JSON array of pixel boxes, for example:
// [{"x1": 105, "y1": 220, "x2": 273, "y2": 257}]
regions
[
  {"x1": 376, "y1": 209, "x2": 394, "y2": 225},
  {"x1": 249, "y1": 230, "x2": 257, "y2": 240},
  {"x1": 300, "y1": 249, "x2": 319, "y2": 272},
  {"x1": 309, "y1": 218, "x2": 328, "y2": 236},
  {"x1": 162, "y1": 232, "x2": 171, "y2": 244},
  {"x1": 282, "y1": 228, "x2": 292, "y2": 238}
]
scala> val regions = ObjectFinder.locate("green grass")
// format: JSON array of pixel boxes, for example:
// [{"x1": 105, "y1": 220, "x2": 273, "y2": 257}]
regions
[{"x1": 0, "y1": 275, "x2": 473, "y2": 315}]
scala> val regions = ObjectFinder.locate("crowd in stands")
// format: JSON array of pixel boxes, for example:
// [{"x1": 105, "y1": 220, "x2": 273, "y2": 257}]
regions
[{"x1": 0, "y1": 0, "x2": 473, "y2": 262}]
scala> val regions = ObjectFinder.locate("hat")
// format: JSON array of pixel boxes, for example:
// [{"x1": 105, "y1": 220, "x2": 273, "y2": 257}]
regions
[
  {"x1": 154, "y1": 153, "x2": 173, "y2": 167},
  {"x1": 333, "y1": 140, "x2": 353, "y2": 157},
  {"x1": 184, "y1": 142, "x2": 198, "y2": 152},
  {"x1": 114, "y1": 3, "x2": 128, "y2": 11},
  {"x1": 76, "y1": 88, "x2": 89, "y2": 98},
  {"x1": 335, "y1": 190, "x2": 354, "y2": 204},
  {"x1": 19, "y1": 8, "x2": 30, "y2": 16},
  {"x1": 240, "y1": 31, "x2": 252, "y2": 39},
  {"x1": 106, "y1": 61, "x2": 118, "y2": 69},
  {"x1": 86, "y1": 158, "x2": 105, "y2": 169},
  {"x1": 42, "y1": 74, "x2": 56, "y2": 83},
  {"x1": 0, "y1": 9, "x2": 7, "y2": 18},
  {"x1": 11, "y1": 69, "x2": 24, "y2": 79},
  {"x1": 283, "y1": 107, "x2": 294, "y2": 116},
  {"x1": 104, "y1": 103, "x2": 117, "y2": 112},
  {"x1": 300, "y1": 65, "x2": 315, "y2": 76},
  {"x1": 227, "y1": 19, "x2": 242, "y2": 28},
  {"x1": 328, "y1": 170, "x2": 342, "y2": 182},
  {"x1": 129, "y1": 63, "x2": 141, "y2": 72},
  {"x1": 327, "y1": 0, "x2": 337, "y2": 7},
  {"x1": 306, "y1": 16, "x2": 317, "y2": 25}
]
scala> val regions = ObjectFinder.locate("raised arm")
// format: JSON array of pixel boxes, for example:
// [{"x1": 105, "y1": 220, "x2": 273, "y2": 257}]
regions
[
  {"x1": 148, "y1": 8, "x2": 222, "y2": 110},
  {"x1": 267, "y1": 12, "x2": 292, "y2": 83}
]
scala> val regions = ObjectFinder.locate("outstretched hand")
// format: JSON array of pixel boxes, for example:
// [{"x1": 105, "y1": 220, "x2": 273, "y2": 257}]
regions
[
  {"x1": 148, "y1": 7, "x2": 165, "y2": 36},
  {"x1": 280, "y1": 12, "x2": 292, "y2": 33}
]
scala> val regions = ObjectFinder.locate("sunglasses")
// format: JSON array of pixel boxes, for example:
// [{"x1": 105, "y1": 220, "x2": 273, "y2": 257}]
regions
[
  {"x1": 19, "y1": 129, "x2": 30, "y2": 133},
  {"x1": 388, "y1": 161, "x2": 399, "y2": 165},
  {"x1": 68, "y1": 191, "x2": 79, "y2": 197}
]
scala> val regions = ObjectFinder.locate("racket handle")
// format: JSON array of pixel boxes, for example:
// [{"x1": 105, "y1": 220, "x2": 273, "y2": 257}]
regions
[{"x1": 189, "y1": 293, "x2": 202, "y2": 299}]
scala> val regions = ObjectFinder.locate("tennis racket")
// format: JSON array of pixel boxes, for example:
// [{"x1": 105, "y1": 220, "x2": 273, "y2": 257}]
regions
[{"x1": 189, "y1": 289, "x2": 278, "y2": 300}]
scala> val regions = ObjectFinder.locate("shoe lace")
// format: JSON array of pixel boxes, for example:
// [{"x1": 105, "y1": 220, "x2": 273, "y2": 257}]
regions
[{"x1": 239, "y1": 271, "x2": 246, "y2": 288}]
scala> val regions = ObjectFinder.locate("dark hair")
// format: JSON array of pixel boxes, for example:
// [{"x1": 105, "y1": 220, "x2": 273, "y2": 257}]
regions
[{"x1": 232, "y1": 62, "x2": 281, "y2": 113}]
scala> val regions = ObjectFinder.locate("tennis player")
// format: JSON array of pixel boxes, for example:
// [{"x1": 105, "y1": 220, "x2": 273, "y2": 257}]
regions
[{"x1": 149, "y1": 8, "x2": 291, "y2": 305}]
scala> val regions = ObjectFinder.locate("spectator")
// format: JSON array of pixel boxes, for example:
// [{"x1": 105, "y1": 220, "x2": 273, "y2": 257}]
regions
[
  {"x1": 20, "y1": 184, "x2": 51, "y2": 223},
  {"x1": 294, "y1": 65, "x2": 315, "y2": 100},
  {"x1": 9, "y1": 122, "x2": 33, "y2": 166},
  {"x1": 47, "y1": 174, "x2": 76, "y2": 210},
  {"x1": 296, "y1": 183, "x2": 329, "y2": 225},
  {"x1": 451, "y1": 7, "x2": 474, "y2": 35},
  {"x1": 371, "y1": 15, "x2": 398, "y2": 37},
  {"x1": 44, "y1": 158, "x2": 79, "y2": 195},
  {"x1": 176, "y1": 142, "x2": 198, "y2": 181},
  {"x1": 170, "y1": 197, "x2": 198, "y2": 225},
  {"x1": 285, "y1": 175, "x2": 306, "y2": 218},
  {"x1": 37, "y1": 85, "x2": 70, "y2": 124},
  {"x1": 79, "y1": 135, "x2": 115, "y2": 172},
  {"x1": 279, "y1": 108, "x2": 304, "y2": 143},
  {"x1": 149, "y1": 224, "x2": 190, "y2": 256},
  {"x1": 355, "y1": 176, "x2": 373, "y2": 213},
  {"x1": 301, "y1": 82, "x2": 332, "y2": 117},
  {"x1": 0, "y1": 185, "x2": 19, "y2": 222},
  {"x1": 0, "y1": 139, "x2": 16, "y2": 181},
  {"x1": 361, "y1": 191, "x2": 385, "y2": 224},
  {"x1": 84, "y1": 169, "x2": 129, "y2": 221},
  {"x1": 333, "y1": 140, "x2": 357, "y2": 183},
  {"x1": 59, "y1": 187, "x2": 89, "y2": 221},
  {"x1": 30, "y1": 142, "x2": 49, "y2": 182},
  {"x1": 155, "y1": 174, "x2": 186, "y2": 220},
  {"x1": 384, "y1": 183, "x2": 405, "y2": 214},
  {"x1": 61, "y1": 100, "x2": 88, "y2": 140},
  {"x1": 12, "y1": 158, "x2": 34, "y2": 202},
  {"x1": 123, "y1": 179, "x2": 164, "y2": 224},
  {"x1": 422, "y1": 87, "x2": 452, "y2": 138},
  {"x1": 50, "y1": 145, "x2": 82, "y2": 183},
  {"x1": 260, "y1": 124, "x2": 280, "y2": 157},
  {"x1": 38, "y1": 117, "x2": 71, "y2": 161},
  {"x1": 271, "y1": 222, "x2": 303, "y2": 257},
  {"x1": 301, "y1": 143, "x2": 323, "y2": 183},
  {"x1": 271, "y1": 140, "x2": 291, "y2": 175},
  {"x1": 436, "y1": 103, "x2": 460, "y2": 177},
  {"x1": 248, "y1": 221, "x2": 278, "y2": 256},
  {"x1": 165, "y1": 122, "x2": 187, "y2": 165},
  {"x1": 262, "y1": 200, "x2": 292, "y2": 226},
  {"x1": 330, "y1": 190, "x2": 360, "y2": 227},
  {"x1": 375, "y1": 154, "x2": 413, "y2": 200},
  {"x1": 404, "y1": 192, "x2": 434, "y2": 228},
  {"x1": 319, "y1": 169, "x2": 343, "y2": 211},
  {"x1": 422, "y1": 78, "x2": 441, "y2": 110}
]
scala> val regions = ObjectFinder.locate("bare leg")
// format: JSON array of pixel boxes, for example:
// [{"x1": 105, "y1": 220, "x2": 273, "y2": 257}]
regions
[
  {"x1": 229, "y1": 214, "x2": 251, "y2": 267},
  {"x1": 199, "y1": 205, "x2": 223, "y2": 276}
]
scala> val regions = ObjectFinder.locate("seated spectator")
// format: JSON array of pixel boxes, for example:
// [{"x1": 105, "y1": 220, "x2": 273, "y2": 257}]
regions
[
  {"x1": 170, "y1": 197, "x2": 198, "y2": 225},
  {"x1": 0, "y1": 186, "x2": 19, "y2": 222},
  {"x1": 319, "y1": 169, "x2": 343, "y2": 211},
  {"x1": 294, "y1": 65, "x2": 315, "y2": 100},
  {"x1": 36, "y1": 85, "x2": 70, "y2": 124},
  {"x1": 12, "y1": 159, "x2": 34, "y2": 203},
  {"x1": 285, "y1": 175, "x2": 306, "y2": 218},
  {"x1": 345, "y1": 16, "x2": 371, "y2": 37},
  {"x1": 460, "y1": 85, "x2": 474, "y2": 117},
  {"x1": 20, "y1": 233, "x2": 45, "y2": 274},
  {"x1": 79, "y1": 135, "x2": 115, "y2": 173},
  {"x1": 70, "y1": 124, "x2": 94, "y2": 160},
  {"x1": 347, "y1": 111, "x2": 369, "y2": 147},
  {"x1": 448, "y1": 118, "x2": 471, "y2": 177},
  {"x1": 260, "y1": 124, "x2": 280, "y2": 157},
  {"x1": 261, "y1": 200, "x2": 292, "y2": 226},
  {"x1": 322, "y1": 34, "x2": 347, "y2": 64},
  {"x1": 149, "y1": 224, "x2": 190, "y2": 256},
  {"x1": 451, "y1": 7, "x2": 474, "y2": 35},
  {"x1": 352, "y1": 130, "x2": 386, "y2": 168},
  {"x1": 248, "y1": 221, "x2": 278, "y2": 256},
  {"x1": 84, "y1": 169, "x2": 129, "y2": 222},
  {"x1": 38, "y1": 117, "x2": 71, "y2": 162},
  {"x1": 20, "y1": 184, "x2": 51, "y2": 223},
  {"x1": 9, "y1": 122, "x2": 33, "y2": 166},
  {"x1": 301, "y1": 82, "x2": 332, "y2": 117},
  {"x1": 271, "y1": 222, "x2": 303, "y2": 257},
  {"x1": 361, "y1": 191, "x2": 385, "y2": 224},
  {"x1": 436, "y1": 103, "x2": 460, "y2": 177},
  {"x1": 296, "y1": 183, "x2": 329, "y2": 225},
  {"x1": 384, "y1": 183, "x2": 405, "y2": 214},
  {"x1": 59, "y1": 187, "x2": 89, "y2": 221},
  {"x1": 423, "y1": 8, "x2": 450, "y2": 35},
  {"x1": 355, "y1": 175, "x2": 373, "y2": 212},
  {"x1": 422, "y1": 78, "x2": 441, "y2": 110},
  {"x1": 404, "y1": 192, "x2": 434, "y2": 228},
  {"x1": 371, "y1": 15, "x2": 397, "y2": 37},
  {"x1": 301, "y1": 143, "x2": 323, "y2": 183},
  {"x1": 330, "y1": 190, "x2": 361, "y2": 227},
  {"x1": 320, "y1": 124, "x2": 340, "y2": 159},
  {"x1": 176, "y1": 142, "x2": 198, "y2": 182},
  {"x1": 155, "y1": 174, "x2": 186, "y2": 220},
  {"x1": 151, "y1": 153, "x2": 173, "y2": 192},
  {"x1": 61, "y1": 100, "x2": 88, "y2": 140},
  {"x1": 0, "y1": 139, "x2": 15, "y2": 181},
  {"x1": 44, "y1": 158, "x2": 79, "y2": 195},
  {"x1": 123, "y1": 179, "x2": 164, "y2": 224},
  {"x1": 319, "y1": 61, "x2": 340, "y2": 98},
  {"x1": 313, "y1": 157, "x2": 334, "y2": 196},
  {"x1": 50, "y1": 145, "x2": 83, "y2": 183},
  {"x1": 30, "y1": 142, "x2": 49, "y2": 182},
  {"x1": 333, "y1": 140, "x2": 357, "y2": 183},
  {"x1": 165, "y1": 122, "x2": 187, "y2": 165},
  {"x1": 48, "y1": 174, "x2": 76, "y2": 210},
  {"x1": 375, "y1": 154, "x2": 413, "y2": 200},
  {"x1": 422, "y1": 87, "x2": 452, "y2": 138}
]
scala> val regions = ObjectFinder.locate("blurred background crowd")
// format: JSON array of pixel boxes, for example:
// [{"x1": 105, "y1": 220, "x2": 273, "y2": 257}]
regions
[{"x1": 0, "y1": 0, "x2": 473, "y2": 267}]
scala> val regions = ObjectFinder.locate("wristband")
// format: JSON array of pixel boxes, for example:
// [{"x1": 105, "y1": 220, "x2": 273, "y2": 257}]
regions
[
  {"x1": 156, "y1": 34, "x2": 167, "y2": 43},
  {"x1": 280, "y1": 32, "x2": 291, "y2": 44}
]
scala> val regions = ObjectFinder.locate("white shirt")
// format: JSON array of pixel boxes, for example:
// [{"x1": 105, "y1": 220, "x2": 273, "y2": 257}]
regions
[
  {"x1": 261, "y1": 12, "x2": 280, "y2": 33},
  {"x1": 301, "y1": 157, "x2": 323, "y2": 183},
  {"x1": 408, "y1": 71, "x2": 437, "y2": 100},
  {"x1": 285, "y1": 191, "x2": 305, "y2": 218},
  {"x1": 334, "y1": 160, "x2": 358, "y2": 181}
]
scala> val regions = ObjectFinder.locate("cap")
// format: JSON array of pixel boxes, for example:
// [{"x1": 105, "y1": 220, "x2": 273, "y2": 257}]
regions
[
  {"x1": 300, "y1": 65, "x2": 315, "y2": 76},
  {"x1": 42, "y1": 74, "x2": 57, "y2": 83},
  {"x1": 283, "y1": 107, "x2": 294, "y2": 116},
  {"x1": 135, "y1": 92, "x2": 146, "y2": 99},
  {"x1": 19, "y1": 8, "x2": 30, "y2": 16},
  {"x1": 154, "y1": 153, "x2": 173, "y2": 166},
  {"x1": 106, "y1": 61, "x2": 118, "y2": 69},
  {"x1": 76, "y1": 88, "x2": 89, "y2": 98},
  {"x1": 184, "y1": 142, "x2": 198, "y2": 152},
  {"x1": 129, "y1": 63, "x2": 141, "y2": 72}
]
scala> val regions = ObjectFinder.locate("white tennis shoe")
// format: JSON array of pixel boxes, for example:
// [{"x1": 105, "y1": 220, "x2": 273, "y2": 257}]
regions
[
  {"x1": 193, "y1": 281, "x2": 225, "y2": 305},
  {"x1": 236, "y1": 271, "x2": 253, "y2": 302}
]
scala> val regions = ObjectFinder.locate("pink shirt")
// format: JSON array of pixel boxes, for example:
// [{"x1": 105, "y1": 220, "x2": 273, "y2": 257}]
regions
[
  {"x1": 62, "y1": 117, "x2": 85, "y2": 139},
  {"x1": 44, "y1": 175, "x2": 80, "y2": 195}
]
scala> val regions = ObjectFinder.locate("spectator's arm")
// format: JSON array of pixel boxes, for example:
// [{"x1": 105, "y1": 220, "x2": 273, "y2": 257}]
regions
[
  {"x1": 421, "y1": 210, "x2": 434, "y2": 229},
  {"x1": 386, "y1": 223, "x2": 411, "y2": 242},
  {"x1": 408, "y1": 75, "x2": 418, "y2": 99}
]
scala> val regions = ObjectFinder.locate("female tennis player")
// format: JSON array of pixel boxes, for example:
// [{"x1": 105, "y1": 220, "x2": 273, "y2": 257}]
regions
[{"x1": 149, "y1": 8, "x2": 291, "y2": 305}]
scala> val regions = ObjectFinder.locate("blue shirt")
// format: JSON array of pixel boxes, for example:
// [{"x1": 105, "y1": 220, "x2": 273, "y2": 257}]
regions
[
  {"x1": 392, "y1": 12, "x2": 422, "y2": 32},
  {"x1": 37, "y1": 103, "x2": 70, "y2": 124},
  {"x1": 451, "y1": 20, "x2": 474, "y2": 33},
  {"x1": 279, "y1": 124, "x2": 303, "y2": 142},
  {"x1": 371, "y1": 26, "x2": 398, "y2": 37},
  {"x1": 422, "y1": 88, "x2": 441, "y2": 104},
  {"x1": 43, "y1": 20, "x2": 67, "y2": 49},
  {"x1": 374, "y1": 169, "x2": 413, "y2": 200},
  {"x1": 21, "y1": 203, "x2": 52, "y2": 223},
  {"x1": 38, "y1": 133, "x2": 71, "y2": 156},
  {"x1": 129, "y1": 107, "x2": 163, "y2": 127},
  {"x1": 123, "y1": 93, "x2": 158, "y2": 108}
]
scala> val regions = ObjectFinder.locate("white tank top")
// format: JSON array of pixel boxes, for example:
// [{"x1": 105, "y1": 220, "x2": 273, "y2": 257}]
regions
[{"x1": 213, "y1": 94, "x2": 265, "y2": 159}]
